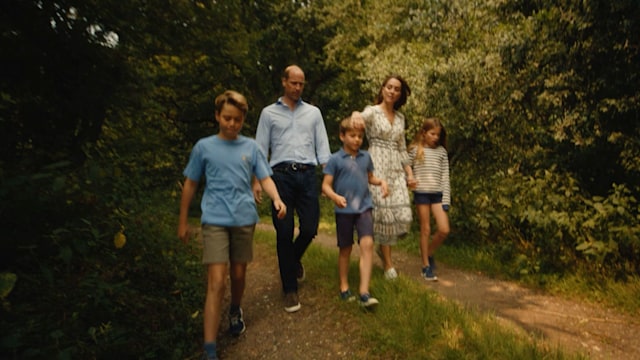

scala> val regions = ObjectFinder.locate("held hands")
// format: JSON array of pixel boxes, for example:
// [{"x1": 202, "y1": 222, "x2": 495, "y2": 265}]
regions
[
  {"x1": 406, "y1": 176, "x2": 417, "y2": 190},
  {"x1": 273, "y1": 199, "x2": 287, "y2": 219}
]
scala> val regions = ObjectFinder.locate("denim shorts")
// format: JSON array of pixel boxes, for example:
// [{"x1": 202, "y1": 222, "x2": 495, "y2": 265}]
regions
[{"x1": 413, "y1": 192, "x2": 443, "y2": 205}]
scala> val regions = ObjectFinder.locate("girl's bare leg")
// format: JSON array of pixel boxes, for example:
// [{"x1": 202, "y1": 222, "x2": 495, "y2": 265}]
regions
[
  {"x1": 416, "y1": 204, "x2": 432, "y2": 267},
  {"x1": 428, "y1": 204, "x2": 450, "y2": 256}
]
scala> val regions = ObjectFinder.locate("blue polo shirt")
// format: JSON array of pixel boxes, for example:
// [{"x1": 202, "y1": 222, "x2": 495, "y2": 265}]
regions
[
  {"x1": 183, "y1": 135, "x2": 272, "y2": 226},
  {"x1": 323, "y1": 148, "x2": 375, "y2": 214}
]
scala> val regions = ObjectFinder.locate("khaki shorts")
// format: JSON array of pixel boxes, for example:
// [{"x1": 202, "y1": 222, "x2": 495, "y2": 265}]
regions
[{"x1": 201, "y1": 224, "x2": 255, "y2": 264}]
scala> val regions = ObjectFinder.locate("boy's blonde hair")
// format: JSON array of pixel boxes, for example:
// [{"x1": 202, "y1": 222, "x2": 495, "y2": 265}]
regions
[
  {"x1": 409, "y1": 117, "x2": 447, "y2": 162},
  {"x1": 339, "y1": 116, "x2": 365, "y2": 135},
  {"x1": 215, "y1": 90, "x2": 248, "y2": 116}
]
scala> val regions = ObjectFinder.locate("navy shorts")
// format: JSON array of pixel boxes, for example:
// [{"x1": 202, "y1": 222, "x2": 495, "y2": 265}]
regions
[
  {"x1": 414, "y1": 192, "x2": 443, "y2": 205},
  {"x1": 335, "y1": 210, "x2": 374, "y2": 248}
]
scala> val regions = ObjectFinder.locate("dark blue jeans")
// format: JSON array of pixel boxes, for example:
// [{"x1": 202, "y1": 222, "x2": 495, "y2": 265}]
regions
[{"x1": 271, "y1": 167, "x2": 320, "y2": 294}]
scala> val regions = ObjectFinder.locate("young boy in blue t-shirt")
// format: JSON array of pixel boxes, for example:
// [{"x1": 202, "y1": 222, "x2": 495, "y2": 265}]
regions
[
  {"x1": 322, "y1": 116, "x2": 388, "y2": 308},
  {"x1": 178, "y1": 90, "x2": 286, "y2": 360}
]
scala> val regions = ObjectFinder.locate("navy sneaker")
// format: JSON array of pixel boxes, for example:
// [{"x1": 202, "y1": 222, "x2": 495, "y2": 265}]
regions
[
  {"x1": 340, "y1": 289, "x2": 356, "y2": 302},
  {"x1": 203, "y1": 351, "x2": 218, "y2": 360},
  {"x1": 428, "y1": 256, "x2": 436, "y2": 271},
  {"x1": 229, "y1": 307, "x2": 246, "y2": 336},
  {"x1": 422, "y1": 266, "x2": 438, "y2": 281}
]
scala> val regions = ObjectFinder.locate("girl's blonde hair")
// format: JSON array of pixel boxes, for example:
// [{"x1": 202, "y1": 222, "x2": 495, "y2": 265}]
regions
[{"x1": 409, "y1": 117, "x2": 447, "y2": 162}]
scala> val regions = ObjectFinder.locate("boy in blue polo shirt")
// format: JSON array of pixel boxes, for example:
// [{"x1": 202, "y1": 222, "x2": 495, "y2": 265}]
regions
[
  {"x1": 322, "y1": 116, "x2": 388, "y2": 308},
  {"x1": 178, "y1": 90, "x2": 286, "y2": 360}
]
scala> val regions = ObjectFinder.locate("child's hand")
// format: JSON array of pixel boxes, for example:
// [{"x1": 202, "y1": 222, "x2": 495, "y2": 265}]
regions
[
  {"x1": 380, "y1": 180, "x2": 389, "y2": 198},
  {"x1": 178, "y1": 223, "x2": 191, "y2": 244},
  {"x1": 252, "y1": 182, "x2": 263, "y2": 204},
  {"x1": 334, "y1": 195, "x2": 347, "y2": 208},
  {"x1": 406, "y1": 177, "x2": 417, "y2": 189},
  {"x1": 274, "y1": 200, "x2": 287, "y2": 219}
]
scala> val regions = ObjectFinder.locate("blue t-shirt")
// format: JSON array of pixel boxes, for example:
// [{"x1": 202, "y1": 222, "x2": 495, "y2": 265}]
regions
[
  {"x1": 323, "y1": 148, "x2": 375, "y2": 214},
  {"x1": 183, "y1": 135, "x2": 272, "y2": 226}
]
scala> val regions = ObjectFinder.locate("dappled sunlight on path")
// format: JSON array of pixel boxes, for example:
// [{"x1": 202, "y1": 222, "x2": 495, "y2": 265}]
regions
[{"x1": 296, "y1": 224, "x2": 640, "y2": 360}]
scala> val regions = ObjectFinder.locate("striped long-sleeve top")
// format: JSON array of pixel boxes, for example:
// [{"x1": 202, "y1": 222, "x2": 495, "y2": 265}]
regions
[{"x1": 408, "y1": 145, "x2": 451, "y2": 206}]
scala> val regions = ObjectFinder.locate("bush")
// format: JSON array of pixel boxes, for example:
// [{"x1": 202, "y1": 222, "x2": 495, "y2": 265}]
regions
[{"x1": 452, "y1": 165, "x2": 640, "y2": 279}]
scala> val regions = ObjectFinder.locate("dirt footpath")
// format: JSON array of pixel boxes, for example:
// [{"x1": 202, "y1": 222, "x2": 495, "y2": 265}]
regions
[{"x1": 215, "y1": 225, "x2": 640, "y2": 360}]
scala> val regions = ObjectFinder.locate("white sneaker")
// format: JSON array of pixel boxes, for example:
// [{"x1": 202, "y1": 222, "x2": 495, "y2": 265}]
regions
[
  {"x1": 359, "y1": 293, "x2": 379, "y2": 308},
  {"x1": 384, "y1": 267, "x2": 398, "y2": 280}
]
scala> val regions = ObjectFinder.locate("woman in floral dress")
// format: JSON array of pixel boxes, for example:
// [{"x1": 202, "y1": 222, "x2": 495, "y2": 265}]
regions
[{"x1": 352, "y1": 75, "x2": 416, "y2": 279}]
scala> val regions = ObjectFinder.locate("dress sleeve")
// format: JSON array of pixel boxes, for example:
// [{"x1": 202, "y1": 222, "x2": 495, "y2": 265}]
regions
[
  {"x1": 361, "y1": 105, "x2": 375, "y2": 127},
  {"x1": 397, "y1": 114, "x2": 410, "y2": 167}
]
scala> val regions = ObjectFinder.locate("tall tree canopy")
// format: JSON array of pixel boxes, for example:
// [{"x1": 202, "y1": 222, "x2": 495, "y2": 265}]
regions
[{"x1": 1, "y1": 0, "x2": 638, "y2": 357}]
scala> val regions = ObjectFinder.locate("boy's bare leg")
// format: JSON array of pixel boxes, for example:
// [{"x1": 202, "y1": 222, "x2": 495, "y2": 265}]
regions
[
  {"x1": 229, "y1": 262, "x2": 247, "y2": 307},
  {"x1": 359, "y1": 236, "x2": 374, "y2": 295},
  {"x1": 339, "y1": 246, "x2": 352, "y2": 292},
  {"x1": 204, "y1": 263, "x2": 228, "y2": 343}
]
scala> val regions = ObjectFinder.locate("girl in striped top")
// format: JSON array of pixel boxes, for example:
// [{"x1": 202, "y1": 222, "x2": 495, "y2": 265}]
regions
[{"x1": 408, "y1": 117, "x2": 451, "y2": 281}]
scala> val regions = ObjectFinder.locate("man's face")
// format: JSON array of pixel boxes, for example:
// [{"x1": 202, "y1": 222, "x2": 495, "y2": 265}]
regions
[{"x1": 282, "y1": 69, "x2": 305, "y2": 102}]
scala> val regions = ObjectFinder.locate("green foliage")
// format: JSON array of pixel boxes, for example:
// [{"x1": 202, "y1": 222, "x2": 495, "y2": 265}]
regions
[
  {"x1": 2, "y1": 0, "x2": 639, "y2": 357},
  {"x1": 453, "y1": 165, "x2": 640, "y2": 278},
  {"x1": 319, "y1": 0, "x2": 639, "y2": 279},
  {"x1": 1, "y1": 198, "x2": 203, "y2": 359}
]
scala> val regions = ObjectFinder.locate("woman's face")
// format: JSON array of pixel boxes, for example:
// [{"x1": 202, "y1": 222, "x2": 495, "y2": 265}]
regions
[{"x1": 381, "y1": 78, "x2": 402, "y2": 106}]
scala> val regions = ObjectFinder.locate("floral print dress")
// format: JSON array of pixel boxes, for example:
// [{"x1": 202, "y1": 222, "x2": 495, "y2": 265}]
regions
[{"x1": 361, "y1": 105, "x2": 412, "y2": 244}]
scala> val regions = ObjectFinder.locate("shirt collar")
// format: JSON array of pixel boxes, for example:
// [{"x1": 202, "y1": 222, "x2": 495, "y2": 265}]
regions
[
  {"x1": 276, "y1": 97, "x2": 304, "y2": 107},
  {"x1": 338, "y1": 148, "x2": 363, "y2": 158}
]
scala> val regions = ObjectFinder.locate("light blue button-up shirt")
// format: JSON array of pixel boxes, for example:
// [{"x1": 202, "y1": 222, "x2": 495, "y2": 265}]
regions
[{"x1": 255, "y1": 97, "x2": 331, "y2": 167}]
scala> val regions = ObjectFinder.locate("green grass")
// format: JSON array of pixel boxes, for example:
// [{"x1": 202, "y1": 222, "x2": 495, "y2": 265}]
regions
[
  {"x1": 254, "y1": 227, "x2": 585, "y2": 360},
  {"x1": 264, "y1": 194, "x2": 640, "y2": 315},
  {"x1": 394, "y1": 231, "x2": 640, "y2": 316}
]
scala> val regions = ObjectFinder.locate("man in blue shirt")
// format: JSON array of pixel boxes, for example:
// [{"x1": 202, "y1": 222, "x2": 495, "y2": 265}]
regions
[{"x1": 254, "y1": 65, "x2": 331, "y2": 312}]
